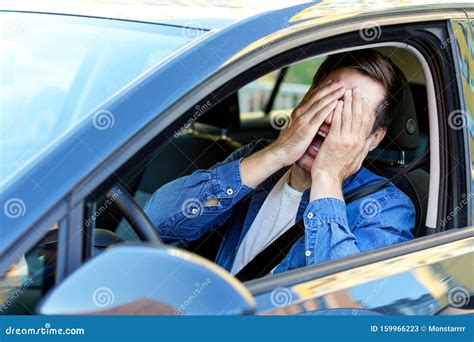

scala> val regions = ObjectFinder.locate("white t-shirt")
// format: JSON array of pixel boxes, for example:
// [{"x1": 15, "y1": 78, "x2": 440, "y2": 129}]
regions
[{"x1": 230, "y1": 169, "x2": 303, "y2": 275}]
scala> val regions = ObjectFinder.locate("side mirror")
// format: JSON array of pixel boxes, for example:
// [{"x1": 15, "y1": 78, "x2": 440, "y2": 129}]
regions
[{"x1": 37, "y1": 245, "x2": 256, "y2": 315}]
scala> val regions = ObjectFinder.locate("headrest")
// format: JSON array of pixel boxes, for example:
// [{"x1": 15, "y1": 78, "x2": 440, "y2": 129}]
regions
[{"x1": 379, "y1": 82, "x2": 420, "y2": 151}]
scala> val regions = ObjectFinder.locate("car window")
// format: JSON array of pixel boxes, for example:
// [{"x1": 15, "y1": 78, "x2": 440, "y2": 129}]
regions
[
  {"x1": 0, "y1": 225, "x2": 59, "y2": 315},
  {"x1": 238, "y1": 69, "x2": 279, "y2": 120},
  {"x1": 0, "y1": 12, "x2": 197, "y2": 187},
  {"x1": 83, "y1": 48, "x2": 429, "y2": 281},
  {"x1": 456, "y1": 20, "x2": 474, "y2": 225}
]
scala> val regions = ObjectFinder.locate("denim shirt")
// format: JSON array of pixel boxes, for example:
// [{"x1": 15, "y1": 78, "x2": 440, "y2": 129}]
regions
[{"x1": 144, "y1": 139, "x2": 415, "y2": 274}]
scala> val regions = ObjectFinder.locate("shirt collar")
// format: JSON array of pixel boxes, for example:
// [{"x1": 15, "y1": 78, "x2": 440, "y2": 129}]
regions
[{"x1": 343, "y1": 170, "x2": 359, "y2": 189}]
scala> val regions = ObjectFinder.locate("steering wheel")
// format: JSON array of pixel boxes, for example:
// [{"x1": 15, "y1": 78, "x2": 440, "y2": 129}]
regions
[{"x1": 106, "y1": 185, "x2": 163, "y2": 245}]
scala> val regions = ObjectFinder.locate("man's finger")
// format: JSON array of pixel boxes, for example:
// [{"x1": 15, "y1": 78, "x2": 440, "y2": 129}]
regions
[
  {"x1": 296, "y1": 80, "x2": 344, "y2": 117},
  {"x1": 303, "y1": 79, "x2": 332, "y2": 101},
  {"x1": 351, "y1": 87, "x2": 363, "y2": 132},
  {"x1": 304, "y1": 86, "x2": 345, "y2": 121},
  {"x1": 329, "y1": 100, "x2": 343, "y2": 136},
  {"x1": 309, "y1": 99, "x2": 338, "y2": 127},
  {"x1": 297, "y1": 79, "x2": 331, "y2": 111},
  {"x1": 360, "y1": 97, "x2": 372, "y2": 136},
  {"x1": 341, "y1": 89, "x2": 352, "y2": 135},
  {"x1": 313, "y1": 80, "x2": 345, "y2": 103}
]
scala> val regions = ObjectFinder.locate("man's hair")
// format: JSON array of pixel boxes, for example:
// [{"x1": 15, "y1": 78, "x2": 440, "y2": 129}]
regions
[{"x1": 312, "y1": 49, "x2": 406, "y2": 132}]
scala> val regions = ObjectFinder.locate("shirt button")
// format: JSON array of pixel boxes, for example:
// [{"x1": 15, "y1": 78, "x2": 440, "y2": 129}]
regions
[
  {"x1": 226, "y1": 187, "x2": 234, "y2": 196},
  {"x1": 305, "y1": 250, "x2": 311, "y2": 257},
  {"x1": 191, "y1": 208, "x2": 199, "y2": 215},
  {"x1": 307, "y1": 212, "x2": 314, "y2": 219}
]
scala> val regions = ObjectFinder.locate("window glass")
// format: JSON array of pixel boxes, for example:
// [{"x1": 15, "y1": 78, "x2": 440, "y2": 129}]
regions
[
  {"x1": 0, "y1": 12, "x2": 196, "y2": 187},
  {"x1": 467, "y1": 21, "x2": 474, "y2": 224},
  {"x1": 238, "y1": 70, "x2": 279, "y2": 120},
  {"x1": 0, "y1": 225, "x2": 59, "y2": 314},
  {"x1": 452, "y1": 20, "x2": 474, "y2": 224}
]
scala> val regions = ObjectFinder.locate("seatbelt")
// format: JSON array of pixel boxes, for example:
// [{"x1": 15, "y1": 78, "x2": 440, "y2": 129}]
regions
[{"x1": 235, "y1": 150, "x2": 429, "y2": 282}]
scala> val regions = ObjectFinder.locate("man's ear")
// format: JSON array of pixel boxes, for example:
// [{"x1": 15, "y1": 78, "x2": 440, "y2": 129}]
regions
[{"x1": 368, "y1": 127, "x2": 387, "y2": 151}]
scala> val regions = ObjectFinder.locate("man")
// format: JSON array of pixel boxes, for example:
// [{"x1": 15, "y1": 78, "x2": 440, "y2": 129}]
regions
[{"x1": 144, "y1": 49, "x2": 415, "y2": 277}]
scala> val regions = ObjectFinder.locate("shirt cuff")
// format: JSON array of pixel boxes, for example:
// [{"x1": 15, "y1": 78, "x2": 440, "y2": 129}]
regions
[
  {"x1": 212, "y1": 158, "x2": 253, "y2": 200},
  {"x1": 303, "y1": 198, "x2": 349, "y2": 228}
]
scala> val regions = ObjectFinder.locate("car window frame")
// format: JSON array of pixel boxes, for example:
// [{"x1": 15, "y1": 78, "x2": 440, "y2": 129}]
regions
[
  {"x1": 450, "y1": 17, "x2": 474, "y2": 226},
  {"x1": 71, "y1": 19, "x2": 464, "y2": 280}
]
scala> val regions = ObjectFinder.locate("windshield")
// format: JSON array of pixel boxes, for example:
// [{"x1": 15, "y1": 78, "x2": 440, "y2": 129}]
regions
[{"x1": 0, "y1": 12, "x2": 198, "y2": 186}]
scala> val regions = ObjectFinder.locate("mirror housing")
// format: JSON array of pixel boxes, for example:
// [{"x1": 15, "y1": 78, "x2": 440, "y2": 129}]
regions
[{"x1": 37, "y1": 245, "x2": 256, "y2": 315}]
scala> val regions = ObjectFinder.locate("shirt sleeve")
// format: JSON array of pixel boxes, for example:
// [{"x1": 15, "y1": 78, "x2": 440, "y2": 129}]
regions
[
  {"x1": 143, "y1": 157, "x2": 254, "y2": 243},
  {"x1": 303, "y1": 191, "x2": 415, "y2": 265}
]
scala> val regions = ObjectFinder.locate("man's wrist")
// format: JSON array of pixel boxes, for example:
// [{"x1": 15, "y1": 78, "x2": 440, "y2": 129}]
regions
[
  {"x1": 240, "y1": 147, "x2": 285, "y2": 188},
  {"x1": 310, "y1": 170, "x2": 344, "y2": 201},
  {"x1": 265, "y1": 144, "x2": 291, "y2": 169}
]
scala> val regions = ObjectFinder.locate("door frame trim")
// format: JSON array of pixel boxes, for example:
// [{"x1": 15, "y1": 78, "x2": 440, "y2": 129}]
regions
[{"x1": 246, "y1": 226, "x2": 474, "y2": 296}]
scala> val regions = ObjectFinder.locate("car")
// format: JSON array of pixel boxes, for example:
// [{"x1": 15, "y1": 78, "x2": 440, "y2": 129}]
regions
[{"x1": 1, "y1": 0, "x2": 473, "y2": 316}]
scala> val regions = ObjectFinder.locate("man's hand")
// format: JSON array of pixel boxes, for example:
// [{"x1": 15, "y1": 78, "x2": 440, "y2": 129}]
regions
[
  {"x1": 310, "y1": 87, "x2": 374, "y2": 201},
  {"x1": 240, "y1": 79, "x2": 345, "y2": 188},
  {"x1": 267, "y1": 79, "x2": 346, "y2": 167}
]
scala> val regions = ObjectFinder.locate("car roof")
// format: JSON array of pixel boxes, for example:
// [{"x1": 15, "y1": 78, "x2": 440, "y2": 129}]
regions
[
  {"x1": 3, "y1": 0, "x2": 473, "y2": 30},
  {"x1": 1, "y1": 0, "x2": 473, "y2": 267},
  {"x1": 1, "y1": 0, "x2": 310, "y2": 30}
]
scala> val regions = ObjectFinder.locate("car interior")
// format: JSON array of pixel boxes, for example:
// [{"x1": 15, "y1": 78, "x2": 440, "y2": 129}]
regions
[{"x1": 85, "y1": 46, "x2": 431, "y2": 271}]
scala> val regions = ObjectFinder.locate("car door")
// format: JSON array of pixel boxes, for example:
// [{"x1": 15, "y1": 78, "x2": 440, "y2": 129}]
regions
[
  {"x1": 69, "y1": 6, "x2": 472, "y2": 315},
  {"x1": 248, "y1": 227, "x2": 473, "y2": 315}
]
